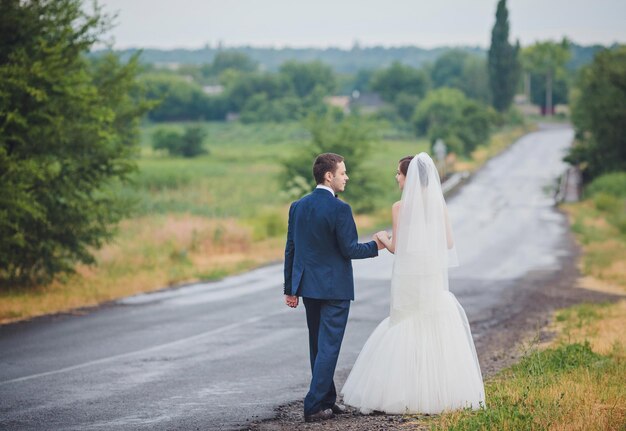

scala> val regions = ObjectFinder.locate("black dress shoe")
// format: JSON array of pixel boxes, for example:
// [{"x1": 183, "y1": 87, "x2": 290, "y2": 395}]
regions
[
  {"x1": 304, "y1": 408, "x2": 334, "y2": 423},
  {"x1": 331, "y1": 403, "x2": 347, "y2": 414}
]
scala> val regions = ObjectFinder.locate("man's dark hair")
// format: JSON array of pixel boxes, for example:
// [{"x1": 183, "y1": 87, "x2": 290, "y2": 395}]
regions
[{"x1": 313, "y1": 153, "x2": 344, "y2": 184}]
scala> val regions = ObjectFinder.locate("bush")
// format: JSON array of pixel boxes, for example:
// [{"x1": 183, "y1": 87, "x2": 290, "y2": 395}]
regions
[
  {"x1": 593, "y1": 193, "x2": 620, "y2": 212},
  {"x1": 412, "y1": 88, "x2": 494, "y2": 156},
  {"x1": 280, "y1": 114, "x2": 380, "y2": 213},
  {"x1": 152, "y1": 126, "x2": 208, "y2": 158},
  {"x1": 585, "y1": 172, "x2": 626, "y2": 198}
]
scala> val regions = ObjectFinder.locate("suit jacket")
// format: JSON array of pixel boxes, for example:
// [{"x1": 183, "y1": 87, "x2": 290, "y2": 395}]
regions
[{"x1": 283, "y1": 188, "x2": 378, "y2": 300}]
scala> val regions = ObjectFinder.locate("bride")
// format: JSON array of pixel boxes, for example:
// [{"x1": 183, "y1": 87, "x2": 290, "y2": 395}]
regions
[{"x1": 341, "y1": 153, "x2": 485, "y2": 414}]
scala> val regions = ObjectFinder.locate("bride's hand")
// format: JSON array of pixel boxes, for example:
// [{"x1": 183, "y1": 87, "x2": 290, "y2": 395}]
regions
[{"x1": 375, "y1": 231, "x2": 389, "y2": 241}]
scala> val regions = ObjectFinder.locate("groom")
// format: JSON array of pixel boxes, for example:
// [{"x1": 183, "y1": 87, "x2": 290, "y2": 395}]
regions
[{"x1": 283, "y1": 153, "x2": 383, "y2": 423}]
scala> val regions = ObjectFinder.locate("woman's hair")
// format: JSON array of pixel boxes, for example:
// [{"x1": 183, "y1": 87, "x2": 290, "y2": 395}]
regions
[
  {"x1": 399, "y1": 154, "x2": 429, "y2": 186},
  {"x1": 398, "y1": 156, "x2": 413, "y2": 176},
  {"x1": 313, "y1": 153, "x2": 344, "y2": 184}
]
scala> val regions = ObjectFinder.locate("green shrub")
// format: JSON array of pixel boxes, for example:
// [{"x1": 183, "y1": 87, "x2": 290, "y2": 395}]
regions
[
  {"x1": 152, "y1": 125, "x2": 208, "y2": 157},
  {"x1": 593, "y1": 193, "x2": 620, "y2": 212},
  {"x1": 585, "y1": 172, "x2": 626, "y2": 198}
]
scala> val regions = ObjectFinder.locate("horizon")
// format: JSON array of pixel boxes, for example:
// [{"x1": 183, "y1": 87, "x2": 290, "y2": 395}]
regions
[{"x1": 99, "y1": 39, "x2": 612, "y2": 52}]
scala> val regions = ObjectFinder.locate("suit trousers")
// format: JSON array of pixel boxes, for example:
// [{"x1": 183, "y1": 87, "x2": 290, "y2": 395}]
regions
[{"x1": 302, "y1": 297, "x2": 350, "y2": 415}]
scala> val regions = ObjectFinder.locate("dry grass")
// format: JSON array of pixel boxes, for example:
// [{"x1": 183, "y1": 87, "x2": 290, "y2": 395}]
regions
[
  {"x1": 562, "y1": 201, "x2": 626, "y2": 291},
  {"x1": 0, "y1": 213, "x2": 286, "y2": 324},
  {"x1": 555, "y1": 300, "x2": 626, "y2": 355},
  {"x1": 0, "y1": 206, "x2": 384, "y2": 324}
]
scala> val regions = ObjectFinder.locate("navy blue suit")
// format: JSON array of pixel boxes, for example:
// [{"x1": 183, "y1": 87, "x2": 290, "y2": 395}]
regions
[{"x1": 283, "y1": 188, "x2": 378, "y2": 415}]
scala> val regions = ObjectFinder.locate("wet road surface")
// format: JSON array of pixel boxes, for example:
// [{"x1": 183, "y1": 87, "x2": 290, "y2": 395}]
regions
[{"x1": 1, "y1": 126, "x2": 577, "y2": 430}]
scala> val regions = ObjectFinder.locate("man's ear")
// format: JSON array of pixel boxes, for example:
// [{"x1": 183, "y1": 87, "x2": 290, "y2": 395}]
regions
[{"x1": 324, "y1": 171, "x2": 333, "y2": 183}]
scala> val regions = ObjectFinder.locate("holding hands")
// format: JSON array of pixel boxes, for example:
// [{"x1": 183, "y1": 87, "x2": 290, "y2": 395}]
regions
[{"x1": 373, "y1": 231, "x2": 391, "y2": 251}]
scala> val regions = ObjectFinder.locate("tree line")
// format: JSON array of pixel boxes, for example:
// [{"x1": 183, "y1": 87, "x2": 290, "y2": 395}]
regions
[{"x1": 97, "y1": 41, "x2": 605, "y2": 75}]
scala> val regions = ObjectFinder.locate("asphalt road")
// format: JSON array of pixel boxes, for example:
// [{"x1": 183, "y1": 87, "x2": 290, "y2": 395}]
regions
[{"x1": 0, "y1": 126, "x2": 576, "y2": 430}]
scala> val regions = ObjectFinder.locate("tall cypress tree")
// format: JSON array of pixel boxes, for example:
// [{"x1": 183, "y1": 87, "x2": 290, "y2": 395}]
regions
[{"x1": 488, "y1": 0, "x2": 521, "y2": 112}]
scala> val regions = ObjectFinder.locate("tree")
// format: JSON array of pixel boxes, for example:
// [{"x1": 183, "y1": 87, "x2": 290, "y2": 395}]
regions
[
  {"x1": 225, "y1": 72, "x2": 294, "y2": 112},
  {"x1": 201, "y1": 51, "x2": 258, "y2": 77},
  {"x1": 528, "y1": 71, "x2": 568, "y2": 111},
  {"x1": 458, "y1": 56, "x2": 491, "y2": 104},
  {"x1": 279, "y1": 61, "x2": 336, "y2": 98},
  {"x1": 393, "y1": 93, "x2": 422, "y2": 122},
  {"x1": 142, "y1": 73, "x2": 227, "y2": 121},
  {"x1": 370, "y1": 62, "x2": 430, "y2": 102},
  {"x1": 488, "y1": 0, "x2": 521, "y2": 112},
  {"x1": 412, "y1": 88, "x2": 494, "y2": 156},
  {"x1": 565, "y1": 46, "x2": 626, "y2": 181},
  {"x1": 430, "y1": 51, "x2": 491, "y2": 103},
  {"x1": 280, "y1": 114, "x2": 379, "y2": 212},
  {"x1": 431, "y1": 50, "x2": 470, "y2": 89},
  {"x1": 521, "y1": 39, "x2": 571, "y2": 115},
  {"x1": 0, "y1": 0, "x2": 151, "y2": 285},
  {"x1": 240, "y1": 94, "x2": 303, "y2": 123}
]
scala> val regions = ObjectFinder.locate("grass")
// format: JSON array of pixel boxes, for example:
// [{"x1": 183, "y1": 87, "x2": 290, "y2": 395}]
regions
[
  {"x1": 419, "y1": 171, "x2": 626, "y2": 431},
  {"x1": 1, "y1": 120, "x2": 531, "y2": 323},
  {"x1": 420, "y1": 300, "x2": 626, "y2": 431},
  {"x1": 562, "y1": 174, "x2": 626, "y2": 289},
  {"x1": 430, "y1": 340, "x2": 624, "y2": 431},
  {"x1": 424, "y1": 298, "x2": 626, "y2": 431}
]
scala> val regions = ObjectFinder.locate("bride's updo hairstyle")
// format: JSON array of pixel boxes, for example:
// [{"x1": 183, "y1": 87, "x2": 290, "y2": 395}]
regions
[
  {"x1": 399, "y1": 155, "x2": 429, "y2": 186},
  {"x1": 398, "y1": 156, "x2": 413, "y2": 176}
]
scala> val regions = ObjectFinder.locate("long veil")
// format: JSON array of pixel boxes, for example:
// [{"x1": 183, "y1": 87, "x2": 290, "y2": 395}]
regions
[
  {"x1": 393, "y1": 152, "x2": 458, "y2": 278},
  {"x1": 341, "y1": 152, "x2": 485, "y2": 413}
]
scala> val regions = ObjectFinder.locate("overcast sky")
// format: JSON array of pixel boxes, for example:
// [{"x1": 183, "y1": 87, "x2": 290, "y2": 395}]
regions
[{"x1": 97, "y1": 0, "x2": 626, "y2": 49}]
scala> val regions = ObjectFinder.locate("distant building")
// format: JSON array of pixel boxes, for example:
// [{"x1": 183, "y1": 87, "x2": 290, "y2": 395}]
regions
[
  {"x1": 324, "y1": 96, "x2": 351, "y2": 113},
  {"x1": 154, "y1": 62, "x2": 181, "y2": 70},
  {"x1": 203, "y1": 85, "x2": 224, "y2": 96},
  {"x1": 349, "y1": 92, "x2": 385, "y2": 113},
  {"x1": 226, "y1": 112, "x2": 240, "y2": 122},
  {"x1": 323, "y1": 92, "x2": 386, "y2": 114}
]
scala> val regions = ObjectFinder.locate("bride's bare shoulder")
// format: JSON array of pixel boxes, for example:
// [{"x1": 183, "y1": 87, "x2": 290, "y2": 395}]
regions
[{"x1": 392, "y1": 201, "x2": 401, "y2": 214}]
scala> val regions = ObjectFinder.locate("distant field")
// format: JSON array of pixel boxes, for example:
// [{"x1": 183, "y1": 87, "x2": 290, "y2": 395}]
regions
[{"x1": 128, "y1": 120, "x2": 429, "y2": 218}]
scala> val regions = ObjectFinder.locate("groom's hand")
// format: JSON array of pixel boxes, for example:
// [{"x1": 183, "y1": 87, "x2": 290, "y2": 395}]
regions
[
  {"x1": 285, "y1": 294, "x2": 299, "y2": 308},
  {"x1": 373, "y1": 235, "x2": 384, "y2": 250}
]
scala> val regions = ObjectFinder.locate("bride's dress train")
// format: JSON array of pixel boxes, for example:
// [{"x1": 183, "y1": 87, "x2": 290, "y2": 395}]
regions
[{"x1": 341, "y1": 272, "x2": 485, "y2": 414}]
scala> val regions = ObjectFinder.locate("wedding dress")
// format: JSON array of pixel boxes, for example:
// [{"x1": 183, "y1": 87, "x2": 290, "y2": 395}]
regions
[{"x1": 341, "y1": 153, "x2": 485, "y2": 414}]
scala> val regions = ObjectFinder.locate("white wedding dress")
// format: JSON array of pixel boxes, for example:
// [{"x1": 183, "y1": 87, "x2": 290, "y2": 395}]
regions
[{"x1": 341, "y1": 154, "x2": 485, "y2": 414}]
